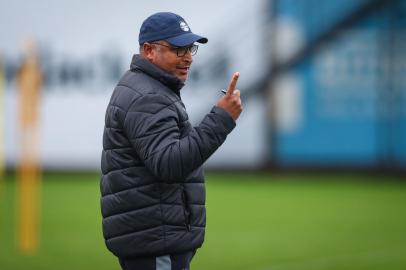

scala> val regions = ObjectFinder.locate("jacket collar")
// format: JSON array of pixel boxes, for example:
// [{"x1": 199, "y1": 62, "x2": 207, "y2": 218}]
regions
[{"x1": 130, "y1": 54, "x2": 184, "y2": 95}]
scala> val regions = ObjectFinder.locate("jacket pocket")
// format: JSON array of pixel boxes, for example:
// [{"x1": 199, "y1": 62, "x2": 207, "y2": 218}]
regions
[{"x1": 180, "y1": 186, "x2": 191, "y2": 231}]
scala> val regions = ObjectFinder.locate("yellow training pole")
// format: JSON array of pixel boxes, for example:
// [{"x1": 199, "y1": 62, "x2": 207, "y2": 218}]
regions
[
  {"x1": 16, "y1": 40, "x2": 42, "y2": 254},
  {"x1": 0, "y1": 55, "x2": 4, "y2": 189},
  {"x1": 0, "y1": 54, "x2": 4, "y2": 261}
]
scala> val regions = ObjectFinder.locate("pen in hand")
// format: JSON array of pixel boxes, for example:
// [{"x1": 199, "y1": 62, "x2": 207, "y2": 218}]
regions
[{"x1": 216, "y1": 72, "x2": 242, "y2": 121}]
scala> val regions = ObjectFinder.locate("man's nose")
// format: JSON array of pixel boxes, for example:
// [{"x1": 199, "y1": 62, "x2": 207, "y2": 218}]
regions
[{"x1": 183, "y1": 51, "x2": 193, "y2": 63}]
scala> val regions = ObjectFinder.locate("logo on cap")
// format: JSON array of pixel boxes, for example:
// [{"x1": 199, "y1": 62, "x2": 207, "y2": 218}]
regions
[{"x1": 179, "y1": 21, "x2": 190, "y2": 32}]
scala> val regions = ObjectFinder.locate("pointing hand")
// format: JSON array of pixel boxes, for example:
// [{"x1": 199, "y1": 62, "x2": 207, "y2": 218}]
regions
[{"x1": 216, "y1": 72, "x2": 243, "y2": 121}]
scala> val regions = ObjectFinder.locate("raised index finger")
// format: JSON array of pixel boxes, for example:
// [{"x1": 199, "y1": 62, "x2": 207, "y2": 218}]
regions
[{"x1": 226, "y1": 72, "x2": 240, "y2": 95}]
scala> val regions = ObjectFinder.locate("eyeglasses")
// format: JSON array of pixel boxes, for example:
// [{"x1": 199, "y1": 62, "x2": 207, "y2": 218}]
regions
[{"x1": 150, "y1": 42, "x2": 198, "y2": 57}]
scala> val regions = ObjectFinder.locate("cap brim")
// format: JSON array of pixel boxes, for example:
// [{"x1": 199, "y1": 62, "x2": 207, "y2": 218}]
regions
[{"x1": 165, "y1": 32, "x2": 208, "y2": 47}]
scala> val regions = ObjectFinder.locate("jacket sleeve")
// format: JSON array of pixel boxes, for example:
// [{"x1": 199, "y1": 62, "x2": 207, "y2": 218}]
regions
[{"x1": 123, "y1": 94, "x2": 236, "y2": 182}]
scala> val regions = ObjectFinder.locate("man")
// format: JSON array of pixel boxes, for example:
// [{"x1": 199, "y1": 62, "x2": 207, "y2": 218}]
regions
[{"x1": 100, "y1": 12, "x2": 242, "y2": 270}]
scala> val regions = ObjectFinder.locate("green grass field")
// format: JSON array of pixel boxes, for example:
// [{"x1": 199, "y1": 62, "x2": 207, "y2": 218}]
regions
[{"x1": 1, "y1": 172, "x2": 406, "y2": 270}]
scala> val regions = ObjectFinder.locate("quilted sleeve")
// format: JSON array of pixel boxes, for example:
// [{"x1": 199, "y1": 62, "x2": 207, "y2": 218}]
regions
[{"x1": 123, "y1": 94, "x2": 235, "y2": 182}]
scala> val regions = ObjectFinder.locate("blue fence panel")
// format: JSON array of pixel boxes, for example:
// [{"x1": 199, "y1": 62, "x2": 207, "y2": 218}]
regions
[{"x1": 273, "y1": 0, "x2": 406, "y2": 168}]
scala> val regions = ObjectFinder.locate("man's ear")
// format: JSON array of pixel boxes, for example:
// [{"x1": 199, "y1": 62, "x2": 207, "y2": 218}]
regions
[{"x1": 142, "y1": 43, "x2": 155, "y2": 61}]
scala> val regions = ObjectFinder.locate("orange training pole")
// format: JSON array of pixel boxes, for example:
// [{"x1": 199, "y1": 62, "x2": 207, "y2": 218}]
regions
[{"x1": 16, "y1": 40, "x2": 42, "y2": 254}]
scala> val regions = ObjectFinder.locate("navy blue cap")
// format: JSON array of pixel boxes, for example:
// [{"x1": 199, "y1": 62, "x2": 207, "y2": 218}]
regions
[{"x1": 139, "y1": 12, "x2": 208, "y2": 47}]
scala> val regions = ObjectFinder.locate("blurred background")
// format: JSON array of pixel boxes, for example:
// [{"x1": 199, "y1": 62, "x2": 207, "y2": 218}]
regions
[{"x1": 0, "y1": 0, "x2": 405, "y2": 269}]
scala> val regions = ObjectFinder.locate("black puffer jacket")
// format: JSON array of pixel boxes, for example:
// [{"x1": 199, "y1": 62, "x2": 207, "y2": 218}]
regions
[{"x1": 100, "y1": 54, "x2": 235, "y2": 258}]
